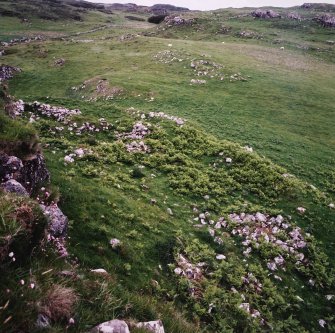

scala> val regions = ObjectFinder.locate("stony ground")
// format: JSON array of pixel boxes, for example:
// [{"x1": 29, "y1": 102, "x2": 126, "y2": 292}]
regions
[{"x1": 0, "y1": 2, "x2": 335, "y2": 332}]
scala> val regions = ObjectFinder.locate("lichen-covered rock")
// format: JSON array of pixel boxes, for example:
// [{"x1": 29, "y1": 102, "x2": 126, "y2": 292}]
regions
[
  {"x1": 0, "y1": 153, "x2": 23, "y2": 181},
  {"x1": 91, "y1": 319, "x2": 130, "y2": 333},
  {"x1": 136, "y1": 320, "x2": 165, "y2": 333},
  {"x1": 19, "y1": 153, "x2": 50, "y2": 193},
  {"x1": 1, "y1": 179, "x2": 29, "y2": 196},
  {"x1": 40, "y1": 204, "x2": 68, "y2": 237}
]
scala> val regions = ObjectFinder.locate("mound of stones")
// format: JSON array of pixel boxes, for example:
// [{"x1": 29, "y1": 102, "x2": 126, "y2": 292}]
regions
[
  {"x1": 0, "y1": 64, "x2": 22, "y2": 81},
  {"x1": 252, "y1": 9, "x2": 281, "y2": 19},
  {"x1": 164, "y1": 15, "x2": 196, "y2": 26}
]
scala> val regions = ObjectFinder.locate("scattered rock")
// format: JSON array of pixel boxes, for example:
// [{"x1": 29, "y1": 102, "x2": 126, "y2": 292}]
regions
[
  {"x1": 110, "y1": 238, "x2": 121, "y2": 249},
  {"x1": 126, "y1": 141, "x2": 150, "y2": 153},
  {"x1": 190, "y1": 79, "x2": 207, "y2": 85},
  {"x1": 297, "y1": 207, "x2": 306, "y2": 214},
  {"x1": 318, "y1": 319, "x2": 326, "y2": 328},
  {"x1": 148, "y1": 111, "x2": 185, "y2": 126},
  {"x1": 135, "y1": 320, "x2": 165, "y2": 333},
  {"x1": 238, "y1": 30, "x2": 263, "y2": 39},
  {"x1": 91, "y1": 319, "x2": 130, "y2": 333},
  {"x1": 1, "y1": 179, "x2": 29, "y2": 196},
  {"x1": 40, "y1": 204, "x2": 68, "y2": 237},
  {"x1": 329, "y1": 203, "x2": 335, "y2": 209},
  {"x1": 167, "y1": 208, "x2": 173, "y2": 215},
  {"x1": 54, "y1": 58, "x2": 65, "y2": 66},
  {"x1": 216, "y1": 254, "x2": 226, "y2": 260}
]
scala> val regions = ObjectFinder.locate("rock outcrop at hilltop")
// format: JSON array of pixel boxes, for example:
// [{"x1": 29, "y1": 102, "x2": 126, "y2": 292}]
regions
[
  {"x1": 315, "y1": 13, "x2": 335, "y2": 27},
  {"x1": 106, "y1": 3, "x2": 189, "y2": 14},
  {"x1": 252, "y1": 9, "x2": 281, "y2": 19},
  {"x1": 302, "y1": 3, "x2": 335, "y2": 10},
  {"x1": 150, "y1": 4, "x2": 189, "y2": 14}
]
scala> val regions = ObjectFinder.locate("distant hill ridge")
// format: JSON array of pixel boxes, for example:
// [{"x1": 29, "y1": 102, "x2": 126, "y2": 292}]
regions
[{"x1": 105, "y1": 2, "x2": 189, "y2": 14}]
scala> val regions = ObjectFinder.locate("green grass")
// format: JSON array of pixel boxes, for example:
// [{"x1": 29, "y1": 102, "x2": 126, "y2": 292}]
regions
[{"x1": 1, "y1": 4, "x2": 335, "y2": 333}]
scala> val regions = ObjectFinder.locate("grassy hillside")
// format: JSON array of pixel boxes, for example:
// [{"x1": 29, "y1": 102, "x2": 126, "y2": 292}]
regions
[{"x1": 0, "y1": 2, "x2": 334, "y2": 332}]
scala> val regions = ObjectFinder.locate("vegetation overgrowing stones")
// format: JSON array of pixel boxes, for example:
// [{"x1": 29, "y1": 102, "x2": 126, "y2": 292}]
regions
[{"x1": 0, "y1": 1, "x2": 334, "y2": 332}]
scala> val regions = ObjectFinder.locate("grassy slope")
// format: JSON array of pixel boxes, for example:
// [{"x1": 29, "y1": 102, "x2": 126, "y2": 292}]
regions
[{"x1": 1, "y1": 4, "x2": 335, "y2": 333}]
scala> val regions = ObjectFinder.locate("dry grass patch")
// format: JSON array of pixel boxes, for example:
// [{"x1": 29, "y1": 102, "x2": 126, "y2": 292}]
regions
[{"x1": 39, "y1": 285, "x2": 78, "y2": 322}]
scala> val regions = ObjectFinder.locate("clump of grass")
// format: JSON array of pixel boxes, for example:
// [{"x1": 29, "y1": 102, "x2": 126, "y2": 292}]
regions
[
  {"x1": 0, "y1": 112, "x2": 40, "y2": 158},
  {"x1": 0, "y1": 192, "x2": 46, "y2": 264},
  {"x1": 38, "y1": 285, "x2": 78, "y2": 322}
]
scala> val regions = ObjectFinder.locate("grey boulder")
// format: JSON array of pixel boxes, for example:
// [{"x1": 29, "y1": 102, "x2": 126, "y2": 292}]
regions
[
  {"x1": 1, "y1": 179, "x2": 29, "y2": 196},
  {"x1": 0, "y1": 153, "x2": 23, "y2": 181}
]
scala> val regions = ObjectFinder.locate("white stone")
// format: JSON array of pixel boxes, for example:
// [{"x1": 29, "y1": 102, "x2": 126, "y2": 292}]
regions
[
  {"x1": 255, "y1": 212, "x2": 267, "y2": 222},
  {"x1": 167, "y1": 208, "x2": 173, "y2": 216},
  {"x1": 174, "y1": 267, "x2": 183, "y2": 275},
  {"x1": 297, "y1": 207, "x2": 306, "y2": 214},
  {"x1": 90, "y1": 269, "x2": 108, "y2": 275},
  {"x1": 225, "y1": 157, "x2": 232, "y2": 163},
  {"x1": 136, "y1": 320, "x2": 165, "y2": 333},
  {"x1": 110, "y1": 238, "x2": 121, "y2": 249},
  {"x1": 216, "y1": 254, "x2": 226, "y2": 260},
  {"x1": 91, "y1": 319, "x2": 130, "y2": 333}
]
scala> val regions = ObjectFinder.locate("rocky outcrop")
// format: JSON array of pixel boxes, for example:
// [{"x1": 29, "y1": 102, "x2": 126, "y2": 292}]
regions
[
  {"x1": 315, "y1": 14, "x2": 335, "y2": 27},
  {"x1": 0, "y1": 148, "x2": 68, "y2": 254},
  {"x1": 91, "y1": 319, "x2": 130, "y2": 333},
  {"x1": 18, "y1": 153, "x2": 50, "y2": 194},
  {"x1": 252, "y1": 9, "x2": 281, "y2": 19},
  {"x1": 0, "y1": 152, "x2": 49, "y2": 193},
  {"x1": 150, "y1": 4, "x2": 189, "y2": 15},
  {"x1": 40, "y1": 204, "x2": 68, "y2": 237},
  {"x1": 1, "y1": 179, "x2": 29, "y2": 196},
  {"x1": 0, "y1": 153, "x2": 23, "y2": 181}
]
